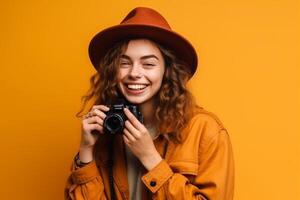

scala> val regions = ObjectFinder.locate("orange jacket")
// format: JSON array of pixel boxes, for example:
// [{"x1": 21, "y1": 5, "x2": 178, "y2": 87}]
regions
[{"x1": 64, "y1": 108, "x2": 234, "y2": 199}]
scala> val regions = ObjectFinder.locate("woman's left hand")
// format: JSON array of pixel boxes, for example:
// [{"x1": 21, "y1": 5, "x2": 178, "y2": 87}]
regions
[{"x1": 123, "y1": 107, "x2": 162, "y2": 170}]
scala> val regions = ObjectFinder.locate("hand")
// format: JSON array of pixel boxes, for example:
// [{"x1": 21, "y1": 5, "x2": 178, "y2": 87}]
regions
[
  {"x1": 78, "y1": 105, "x2": 110, "y2": 163},
  {"x1": 123, "y1": 108, "x2": 162, "y2": 170}
]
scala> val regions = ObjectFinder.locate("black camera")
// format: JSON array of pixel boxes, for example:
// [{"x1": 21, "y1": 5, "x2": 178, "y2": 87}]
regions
[{"x1": 103, "y1": 100, "x2": 143, "y2": 135}]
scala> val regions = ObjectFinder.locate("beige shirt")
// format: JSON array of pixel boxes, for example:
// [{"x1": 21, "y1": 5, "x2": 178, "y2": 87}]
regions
[
  {"x1": 125, "y1": 127, "x2": 159, "y2": 200},
  {"x1": 125, "y1": 145, "x2": 143, "y2": 200}
]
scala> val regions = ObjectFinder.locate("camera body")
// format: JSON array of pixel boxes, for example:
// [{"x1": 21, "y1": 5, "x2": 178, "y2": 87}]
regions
[{"x1": 103, "y1": 101, "x2": 143, "y2": 135}]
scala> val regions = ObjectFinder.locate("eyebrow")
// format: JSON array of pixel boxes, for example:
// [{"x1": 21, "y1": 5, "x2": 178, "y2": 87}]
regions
[{"x1": 121, "y1": 54, "x2": 159, "y2": 61}]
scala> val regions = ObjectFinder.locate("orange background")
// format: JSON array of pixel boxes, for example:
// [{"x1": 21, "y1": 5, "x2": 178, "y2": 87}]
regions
[{"x1": 0, "y1": 1, "x2": 299, "y2": 199}]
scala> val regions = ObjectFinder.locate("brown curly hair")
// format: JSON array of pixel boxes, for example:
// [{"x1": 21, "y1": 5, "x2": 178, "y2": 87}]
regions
[{"x1": 76, "y1": 39, "x2": 200, "y2": 143}]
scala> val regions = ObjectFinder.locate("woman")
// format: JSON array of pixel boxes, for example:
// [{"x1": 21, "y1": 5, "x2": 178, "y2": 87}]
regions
[{"x1": 65, "y1": 7, "x2": 234, "y2": 200}]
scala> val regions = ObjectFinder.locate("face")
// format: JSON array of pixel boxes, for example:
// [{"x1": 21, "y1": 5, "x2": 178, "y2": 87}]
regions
[{"x1": 117, "y1": 39, "x2": 165, "y2": 106}]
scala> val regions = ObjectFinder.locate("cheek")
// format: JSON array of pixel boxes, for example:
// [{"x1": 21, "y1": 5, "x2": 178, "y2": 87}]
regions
[
  {"x1": 157, "y1": 67, "x2": 165, "y2": 83},
  {"x1": 117, "y1": 69, "x2": 126, "y2": 81},
  {"x1": 150, "y1": 71, "x2": 164, "y2": 88},
  {"x1": 116, "y1": 71, "x2": 124, "y2": 90}
]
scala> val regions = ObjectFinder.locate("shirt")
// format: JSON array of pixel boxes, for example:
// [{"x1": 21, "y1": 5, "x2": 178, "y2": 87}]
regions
[{"x1": 124, "y1": 126, "x2": 159, "y2": 200}]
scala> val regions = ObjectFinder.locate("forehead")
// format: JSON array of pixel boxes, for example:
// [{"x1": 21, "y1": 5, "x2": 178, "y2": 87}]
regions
[{"x1": 123, "y1": 39, "x2": 163, "y2": 58}]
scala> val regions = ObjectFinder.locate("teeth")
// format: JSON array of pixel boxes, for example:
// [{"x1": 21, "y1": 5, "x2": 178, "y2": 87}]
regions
[{"x1": 127, "y1": 84, "x2": 147, "y2": 90}]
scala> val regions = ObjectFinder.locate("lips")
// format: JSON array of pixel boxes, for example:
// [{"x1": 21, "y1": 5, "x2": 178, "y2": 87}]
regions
[
  {"x1": 126, "y1": 84, "x2": 148, "y2": 90},
  {"x1": 123, "y1": 83, "x2": 149, "y2": 95}
]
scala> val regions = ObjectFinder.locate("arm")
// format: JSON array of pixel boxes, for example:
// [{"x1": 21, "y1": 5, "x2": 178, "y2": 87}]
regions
[
  {"x1": 141, "y1": 129, "x2": 235, "y2": 200},
  {"x1": 64, "y1": 157, "x2": 108, "y2": 200},
  {"x1": 65, "y1": 105, "x2": 110, "y2": 199}
]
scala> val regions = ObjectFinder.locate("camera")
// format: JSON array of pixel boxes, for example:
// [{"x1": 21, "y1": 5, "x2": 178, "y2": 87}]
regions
[{"x1": 103, "y1": 100, "x2": 143, "y2": 135}]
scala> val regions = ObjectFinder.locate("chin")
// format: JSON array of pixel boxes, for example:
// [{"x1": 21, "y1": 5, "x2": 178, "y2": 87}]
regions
[{"x1": 123, "y1": 95, "x2": 148, "y2": 105}]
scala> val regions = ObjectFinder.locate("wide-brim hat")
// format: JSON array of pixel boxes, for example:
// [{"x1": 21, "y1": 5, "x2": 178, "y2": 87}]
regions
[{"x1": 88, "y1": 7, "x2": 198, "y2": 77}]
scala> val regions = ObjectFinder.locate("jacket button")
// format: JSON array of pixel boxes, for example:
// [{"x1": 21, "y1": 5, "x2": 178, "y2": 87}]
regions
[{"x1": 150, "y1": 181, "x2": 156, "y2": 187}]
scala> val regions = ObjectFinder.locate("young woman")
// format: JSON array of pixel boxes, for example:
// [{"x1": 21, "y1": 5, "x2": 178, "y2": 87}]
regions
[{"x1": 65, "y1": 7, "x2": 234, "y2": 200}]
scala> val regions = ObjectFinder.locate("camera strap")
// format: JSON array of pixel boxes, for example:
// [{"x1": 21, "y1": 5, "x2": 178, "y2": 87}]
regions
[{"x1": 107, "y1": 135, "x2": 116, "y2": 200}]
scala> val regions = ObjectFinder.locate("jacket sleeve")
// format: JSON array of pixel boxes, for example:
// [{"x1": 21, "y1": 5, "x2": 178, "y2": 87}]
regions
[
  {"x1": 64, "y1": 160, "x2": 108, "y2": 200},
  {"x1": 141, "y1": 129, "x2": 234, "y2": 200}
]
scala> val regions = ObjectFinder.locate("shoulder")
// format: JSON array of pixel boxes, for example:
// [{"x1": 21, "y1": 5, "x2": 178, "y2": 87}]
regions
[
  {"x1": 190, "y1": 106, "x2": 226, "y2": 131},
  {"x1": 181, "y1": 106, "x2": 228, "y2": 145}
]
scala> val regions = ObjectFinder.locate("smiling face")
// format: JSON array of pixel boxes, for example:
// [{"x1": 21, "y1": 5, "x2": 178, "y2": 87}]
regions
[{"x1": 117, "y1": 39, "x2": 165, "y2": 106}]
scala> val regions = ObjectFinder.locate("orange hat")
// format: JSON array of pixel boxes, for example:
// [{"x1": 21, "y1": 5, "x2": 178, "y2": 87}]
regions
[{"x1": 88, "y1": 7, "x2": 198, "y2": 77}]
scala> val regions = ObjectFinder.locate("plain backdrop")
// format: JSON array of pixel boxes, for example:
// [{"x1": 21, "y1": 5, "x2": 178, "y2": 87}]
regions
[{"x1": 0, "y1": 0, "x2": 299, "y2": 199}]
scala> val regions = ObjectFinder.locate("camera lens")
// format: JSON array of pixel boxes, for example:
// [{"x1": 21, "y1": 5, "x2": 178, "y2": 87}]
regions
[{"x1": 104, "y1": 114, "x2": 124, "y2": 134}]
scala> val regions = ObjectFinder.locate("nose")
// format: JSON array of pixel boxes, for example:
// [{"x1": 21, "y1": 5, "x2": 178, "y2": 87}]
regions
[{"x1": 128, "y1": 63, "x2": 142, "y2": 78}]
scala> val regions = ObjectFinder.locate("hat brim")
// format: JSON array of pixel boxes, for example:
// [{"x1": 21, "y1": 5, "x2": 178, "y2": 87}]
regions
[{"x1": 88, "y1": 24, "x2": 198, "y2": 77}]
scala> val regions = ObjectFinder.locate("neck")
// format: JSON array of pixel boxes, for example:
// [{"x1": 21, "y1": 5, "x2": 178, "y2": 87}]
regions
[{"x1": 139, "y1": 99, "x2": 156, "y2": 128}]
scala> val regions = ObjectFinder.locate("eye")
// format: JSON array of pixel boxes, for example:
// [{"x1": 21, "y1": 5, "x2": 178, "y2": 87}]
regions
[
  {"x1": 120, "y1": 62, "x2": 131, "y2": 67},
  {"x1": 143, "y1": 63, "x2": 155, "y2": 66}
]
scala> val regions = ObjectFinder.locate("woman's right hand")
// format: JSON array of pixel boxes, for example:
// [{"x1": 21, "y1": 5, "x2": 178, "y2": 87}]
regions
[
  {"x1": 80, "y1": 105, "x2": 110, "y2": 149},
  {"x1": 78, "y1": 105, "x2": 110, "y2": 163}
]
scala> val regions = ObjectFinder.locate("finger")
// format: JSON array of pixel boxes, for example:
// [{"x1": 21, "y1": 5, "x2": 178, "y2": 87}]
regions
[
  {"x1": 123, "y1": 108, "x2": 144, "y2": 129},
  {"x1": 124, "y1": 120, "x2": 141, "y2": 138},
  {"x1": 123, "y1": 134, "x2": 130, "y2": 144},
  {"x1": 90, "y1": 124, "x2": 103, "y2": 133},
  {"x1": 91, "y1": 105, "x2": 110, "y2": 112},
  {"x1": 90, "y1": 109, "x2": 106, "y2": 120},
  {"x1": 84, "y1": 116, "x2": 104, "y2": 126},
  {"x1": 123, "y1": 128, "x2": 136, "y2": 141}
]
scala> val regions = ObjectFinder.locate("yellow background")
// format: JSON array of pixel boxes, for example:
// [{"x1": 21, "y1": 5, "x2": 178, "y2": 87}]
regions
[{"x1": 0, "y1": 0, "x2": 299, "y2": 199}]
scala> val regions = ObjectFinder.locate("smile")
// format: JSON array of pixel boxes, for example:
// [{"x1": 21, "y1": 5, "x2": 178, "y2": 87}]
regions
[{"x1": 126, "y1": 84, "x2": 148, "y2": 90}]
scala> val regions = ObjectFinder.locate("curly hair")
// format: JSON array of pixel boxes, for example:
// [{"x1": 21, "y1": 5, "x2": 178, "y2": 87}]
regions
[{"x1": 76, "y1": 39, "x2": 200, "y2": 143}]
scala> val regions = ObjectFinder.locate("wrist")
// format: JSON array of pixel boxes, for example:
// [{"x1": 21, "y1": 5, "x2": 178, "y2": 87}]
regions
[
  {"x1": 74, "y1": 153, "x2": 93, "y2": 168},
  {"x1": 79, "y1": 146, "x2": 94, "y2": 163},
  {"x1": 140, "y1": 152, "x2": 162, "y2": 171}
]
